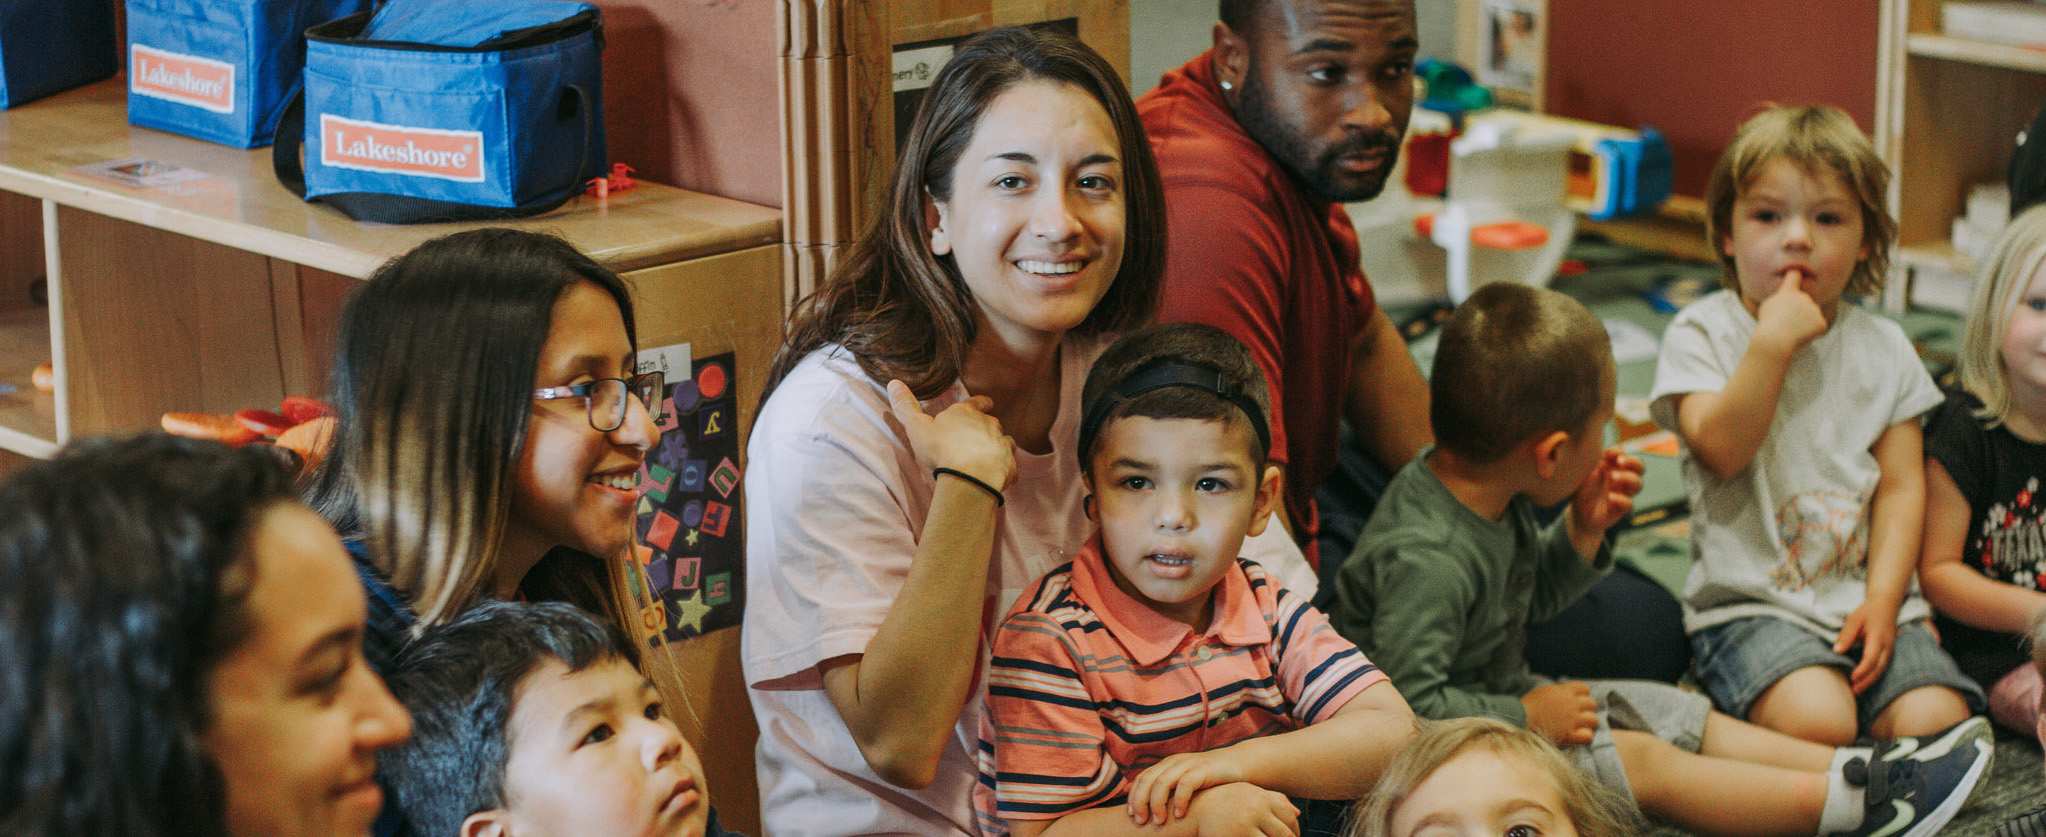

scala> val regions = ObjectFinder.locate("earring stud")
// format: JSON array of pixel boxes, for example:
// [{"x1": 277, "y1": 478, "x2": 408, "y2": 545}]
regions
[{"x1": 1220, "y1": 80, "x2": 1234, "y2": 91}]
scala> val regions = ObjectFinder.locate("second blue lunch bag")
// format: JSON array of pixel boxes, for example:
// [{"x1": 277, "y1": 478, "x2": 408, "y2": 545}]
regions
[{"x1": 273, "y1": 0, "x2": 607, "y2": 223}]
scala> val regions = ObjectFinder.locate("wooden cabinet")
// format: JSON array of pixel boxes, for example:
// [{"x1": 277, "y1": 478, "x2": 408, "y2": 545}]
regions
[
  {"x1": 1878, "y1": 0, "x2": 2046, "y2": 303},
  {"x1": 0, "y1": 79, "x2": 781, "y2": 458}
]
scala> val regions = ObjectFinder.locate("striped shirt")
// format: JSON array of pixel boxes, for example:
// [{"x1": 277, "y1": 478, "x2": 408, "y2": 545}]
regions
[{"x1": 973, "y1": 539, "x2": 1385, "y2": 834}]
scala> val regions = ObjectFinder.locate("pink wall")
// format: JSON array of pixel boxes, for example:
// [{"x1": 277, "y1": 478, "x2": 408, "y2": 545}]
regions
[
  {"x1": 1543, "y1": 1, "x2": 1879, "y2": 199},
  {"x1": 595, "y1": 0, "x2": 784, "y2": 208}
]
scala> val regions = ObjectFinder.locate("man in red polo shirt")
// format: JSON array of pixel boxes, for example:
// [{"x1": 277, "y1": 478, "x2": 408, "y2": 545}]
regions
[
  {"x1": 1137, "y1": 0, "x2": 1430, "y2": 575},
  {"x1": 1140, "y1": 0, "x2": 1693, "y2": 685}
]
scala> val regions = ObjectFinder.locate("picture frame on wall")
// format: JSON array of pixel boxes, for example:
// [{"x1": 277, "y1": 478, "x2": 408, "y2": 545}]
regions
[{"x1": 1477, "y1": 0, "x2": 1541, "y2": 108}]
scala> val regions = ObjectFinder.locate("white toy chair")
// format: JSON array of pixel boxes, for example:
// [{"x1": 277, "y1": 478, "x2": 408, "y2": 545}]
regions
[
  {"x1": 1427, "y1": 116, "x2": 1577, "y2": 303},
  {"x1": 1350, "y1": 107, "x2": 1668, "y2": 306}
]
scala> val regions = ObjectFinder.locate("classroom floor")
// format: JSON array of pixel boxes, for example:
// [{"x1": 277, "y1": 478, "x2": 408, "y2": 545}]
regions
[{"x1": 1394, "y1": 236, "x2": 2043, "y2": 834}]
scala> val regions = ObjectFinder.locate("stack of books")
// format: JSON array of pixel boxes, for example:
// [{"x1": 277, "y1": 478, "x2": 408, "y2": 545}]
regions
[{"x1": 1944, "y1": 0, "x2": 2046, "y2": 48}]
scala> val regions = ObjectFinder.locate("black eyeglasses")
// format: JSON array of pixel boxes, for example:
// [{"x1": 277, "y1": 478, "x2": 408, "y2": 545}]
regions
[{"x1": 532, "y1": 371, "x2": 665, "y2": 432}]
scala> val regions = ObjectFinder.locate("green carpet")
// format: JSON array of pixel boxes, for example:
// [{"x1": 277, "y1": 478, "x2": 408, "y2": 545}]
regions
[{"x1": 1403, "y1": 236, "x2": 2045, "y2": 833}]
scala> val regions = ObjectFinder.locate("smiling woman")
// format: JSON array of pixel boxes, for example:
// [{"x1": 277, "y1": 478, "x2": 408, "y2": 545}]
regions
[
  {"x1": 0, "y1": 434, "x2": 411, "y2": 837},
  {"x1": 925, "y1": 79, "x2": 1129, "y2": 354},
  {"x1": 742, "y1": 25, "x2": 1319, "y2": 837},
  {"x1": 304, "y1": 229, "x2": 660, "y2": 670}
]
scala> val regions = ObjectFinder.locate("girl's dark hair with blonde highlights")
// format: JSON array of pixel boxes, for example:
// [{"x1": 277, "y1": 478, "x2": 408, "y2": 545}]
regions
[
  {"x1": 761, "y1": 25, "x2": 1165, "y2": 402},
  {"x1": 1704, "y1": 104, "x2": 1896, "y2": 299},
  {"x1": 305, "y1": 228, "x2": 639, "y2": 630},
  {"x1": 1347, "y1": 717, "x2": 1647, "y2": 837}
]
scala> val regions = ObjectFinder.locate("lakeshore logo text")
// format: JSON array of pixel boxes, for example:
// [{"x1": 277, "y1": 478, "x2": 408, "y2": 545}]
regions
[
  {"x1": 131, "y1": 45, "x2": 234, "y2": 114},
  {"x1": 320, "y1": 115, "x2": 486, "y2": 183}
]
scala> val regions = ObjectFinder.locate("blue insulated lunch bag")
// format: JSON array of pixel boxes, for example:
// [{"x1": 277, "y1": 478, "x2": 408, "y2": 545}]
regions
[
  {"x1": 272, "y1": 0, "x2": 605, "y2": 224},
  {"x1": 127, "y1": 0, "x2": 372, "y2": 146},
  {"x1": 0, "y1": 0, "x2": 117, "y2": 108}
]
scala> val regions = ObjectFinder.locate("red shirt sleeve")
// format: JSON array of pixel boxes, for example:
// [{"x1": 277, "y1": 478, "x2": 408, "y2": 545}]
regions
[{"x1": 1156, "y1": 181, "x2": 1297, "y2": 470}]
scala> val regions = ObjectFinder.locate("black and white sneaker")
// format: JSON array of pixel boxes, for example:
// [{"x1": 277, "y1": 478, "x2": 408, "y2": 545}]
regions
[
  {"x1": 1882, "y1": 714, "x2": 1995, "y2": 761},
  {"x1": 1830, "y1": 716, "x2": 1993, "y2": 837}
]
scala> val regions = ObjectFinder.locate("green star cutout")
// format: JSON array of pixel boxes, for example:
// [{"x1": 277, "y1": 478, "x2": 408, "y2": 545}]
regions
[{"x1": 670, "y1": 589, "x2": 713, "y2": 634}]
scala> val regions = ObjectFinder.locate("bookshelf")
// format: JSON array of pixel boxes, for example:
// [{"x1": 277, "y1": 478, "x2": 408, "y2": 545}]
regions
[{"x1": 1878, "y1": 0, "x2": 2046, "y2": 308}]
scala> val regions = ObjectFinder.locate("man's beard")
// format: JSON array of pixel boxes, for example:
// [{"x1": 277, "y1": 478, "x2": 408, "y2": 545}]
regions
[{"x1": 1233, "y1": 67, "x2": 1404, "y2": 204}]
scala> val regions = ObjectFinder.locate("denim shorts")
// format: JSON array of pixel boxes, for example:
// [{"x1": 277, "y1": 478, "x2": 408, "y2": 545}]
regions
[{"x1": 1692, "y1": 616, "x2": 1985, "y2": 727}]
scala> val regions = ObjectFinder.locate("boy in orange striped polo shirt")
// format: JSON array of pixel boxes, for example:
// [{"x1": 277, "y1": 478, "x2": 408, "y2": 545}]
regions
[{"x1": 973, "y1": 323, "x2": 1417, "y2": 837}]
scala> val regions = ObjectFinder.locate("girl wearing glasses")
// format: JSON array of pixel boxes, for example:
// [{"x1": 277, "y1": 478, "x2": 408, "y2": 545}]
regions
[
  {"x1": 742, "y1": 27, "x2": 1315, "y2": 836},
  {"x1": 305, "y1": 228, "x2": 660, "y2": 670}
]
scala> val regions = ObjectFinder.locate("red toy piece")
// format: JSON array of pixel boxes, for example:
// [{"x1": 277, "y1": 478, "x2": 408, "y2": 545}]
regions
[
  {"x1": 280, "y1": 395, "x2": 335, "y2": 424},
  {"x1": 1412, "y1": 215, "x2": 1549, "y2": 250},
  {"x1": 235, "y1": 409, "x2": 296, "y2": 438},
  {"x1": 1470, "y1": 220, "x2": 1549, "y2": 251},
  {"x1": 586, "y1": 162, "x2": 640, "y2": 198},
  {"x1": 162, "y1": 412, "x2": 259, "y2": 446}
]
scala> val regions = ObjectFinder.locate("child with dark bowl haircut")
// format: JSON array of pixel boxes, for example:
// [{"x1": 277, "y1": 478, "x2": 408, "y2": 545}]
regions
[
  {"x1": 1327, "y1": 283, "x2": 1990, "y2": 837},
  {"x1": 376, "y1": 600, "x2": 743, "y2": 837},
  {"x1": 974, "y1": 323, "x2": 1416, "y2": 837}
]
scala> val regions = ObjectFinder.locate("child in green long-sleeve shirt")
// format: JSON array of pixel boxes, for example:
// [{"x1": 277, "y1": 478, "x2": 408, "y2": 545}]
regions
[{"x1": 1325, "y1": 283, "x2": 1989, "y2": 837}]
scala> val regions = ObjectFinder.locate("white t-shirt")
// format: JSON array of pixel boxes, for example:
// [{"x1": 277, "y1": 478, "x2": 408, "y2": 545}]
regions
[
  {"x1": 1650, "y1": 290, "x2": 1942, "y2": 638},
  {"x1": 742, "y1": 339, "x2": 1316, "y2": 837}
]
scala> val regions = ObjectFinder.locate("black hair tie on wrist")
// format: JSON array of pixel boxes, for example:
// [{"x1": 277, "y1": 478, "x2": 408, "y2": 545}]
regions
[{"x1": 934, "y1": 467, "x2": 1005, "y2": 507}]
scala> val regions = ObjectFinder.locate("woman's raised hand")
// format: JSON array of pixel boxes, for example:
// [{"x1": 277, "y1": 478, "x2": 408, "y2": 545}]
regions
[{"x1": 888, "y1": 380, "x2": 1016, "y2": 491}]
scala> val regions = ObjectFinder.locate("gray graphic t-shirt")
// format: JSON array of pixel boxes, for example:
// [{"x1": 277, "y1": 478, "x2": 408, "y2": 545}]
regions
[{"x1": 1650, "y1": 290, "x2": 1942, "y2": 637}]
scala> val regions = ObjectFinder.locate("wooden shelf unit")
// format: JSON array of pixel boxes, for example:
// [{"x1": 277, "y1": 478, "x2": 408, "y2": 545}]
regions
[
  {"x1": 0, "y1": 78, "x2": 784, "y2": 459},
  {"x1": 1879, "y1": 0, "x2": 2046, "y2": 306},
  {"x1": 1907, "y1": 32, "x2": 2046, "y2": 74},
  {"x1": 0, "y1": 305, "x2": 54, "y2": 455}
]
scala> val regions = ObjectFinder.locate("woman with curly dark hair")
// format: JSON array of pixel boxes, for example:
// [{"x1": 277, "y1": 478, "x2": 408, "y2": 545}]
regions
[{"x1": 0, "y1": 434, "x2": 410, "y2": 837}]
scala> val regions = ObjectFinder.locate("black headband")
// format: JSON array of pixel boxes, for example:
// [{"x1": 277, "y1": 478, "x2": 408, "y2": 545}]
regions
[{"x1": 1078, "y1": 361, "x2": 1272, "y2": 464}]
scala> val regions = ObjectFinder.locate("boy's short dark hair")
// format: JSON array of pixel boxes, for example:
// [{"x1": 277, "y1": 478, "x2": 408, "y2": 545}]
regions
[
  {"x1": 1431, "y1": 283, "x2": 1611, "y2": 464},
  {"x1": 378, "y1": 600, "x2": 633, "y2": 837},
  {"x1": 1079, "y1": 322, "x2": 1273, "y2": 472}
]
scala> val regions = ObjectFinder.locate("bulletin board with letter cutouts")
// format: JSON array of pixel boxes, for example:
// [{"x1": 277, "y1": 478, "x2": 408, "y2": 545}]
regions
[{"x1": 631, "y1": 348, "x2": 744, "y2": 644}]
